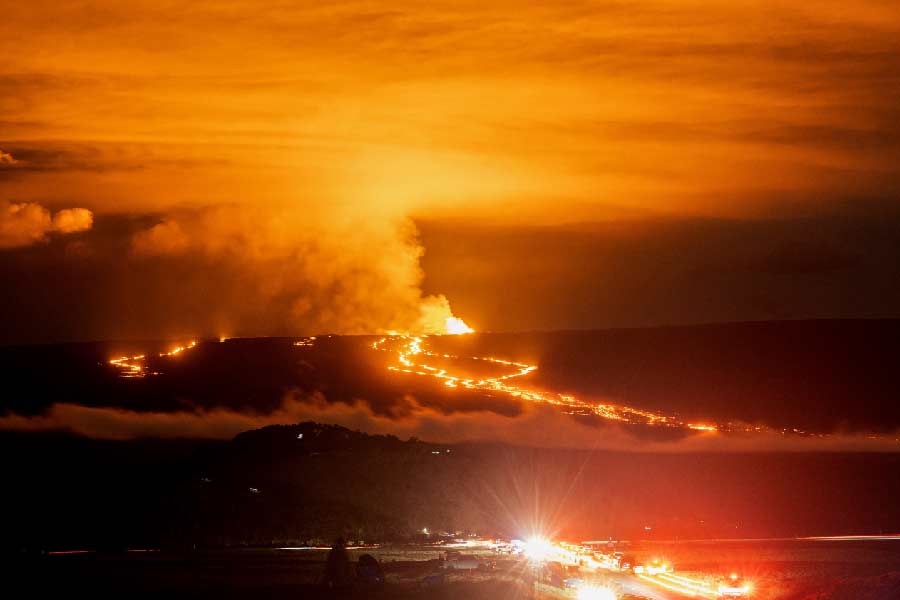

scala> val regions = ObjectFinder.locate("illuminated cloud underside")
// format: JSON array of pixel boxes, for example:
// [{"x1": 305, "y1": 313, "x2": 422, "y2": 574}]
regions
[{"x1": 1, "y1": 1, "x2": 899, "y2": 339}]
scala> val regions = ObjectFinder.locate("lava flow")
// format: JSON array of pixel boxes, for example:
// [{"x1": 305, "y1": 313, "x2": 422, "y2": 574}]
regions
[
  {"x1": 371, "y1": 321, "x2": 867, "y2": 439},
  {"x1": 371, "y1": 321, "x2": 709, "y2": 431},
  {"x1": 109, "y1": 340, "x2": 198, "y2": 378}
]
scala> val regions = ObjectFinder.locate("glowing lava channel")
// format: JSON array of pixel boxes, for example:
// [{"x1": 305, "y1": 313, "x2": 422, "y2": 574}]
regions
[
  {"x1": 371, "y1": 322, "x2": 893, "y2": 440},
  {"x1": 372, "y1": 332, "x2": 711, "y2": 430},
  {"x1": 109, "y1": 341, "x2": 198, "y2": 378}
]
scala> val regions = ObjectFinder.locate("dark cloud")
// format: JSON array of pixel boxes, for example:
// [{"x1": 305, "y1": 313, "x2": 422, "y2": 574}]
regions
[
  {"x1": 0, "y1": 150, "x2": 17, "y2": 166},
  {"x1": 0, "y1": 144, "x2": 115, "y2": 174},
  {"x1": 751, "y1": 241, "x2": 860, "y2": 276},
  {"x1": 0, "y1": 141, "x2": 230, "y2": 177},
  {"x1": 420, "y1": 215, "x2": 900, "y2": 331}
]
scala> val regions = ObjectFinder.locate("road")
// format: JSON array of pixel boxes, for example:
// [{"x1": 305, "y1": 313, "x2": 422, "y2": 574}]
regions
[
  {"x1": 534, "y1": 571, "x2": 683, "y2": 599},
  {"x1": 605, "y1": 571, "x2": 684, "y2": 599},
  {"x1": 535, "y1": 570, "x2": 712, "y2": 600}
]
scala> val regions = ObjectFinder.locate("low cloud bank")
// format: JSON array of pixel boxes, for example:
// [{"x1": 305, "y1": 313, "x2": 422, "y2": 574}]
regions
[{"x1": 2, "y1": 392, "x2": 898, "y2": 453}]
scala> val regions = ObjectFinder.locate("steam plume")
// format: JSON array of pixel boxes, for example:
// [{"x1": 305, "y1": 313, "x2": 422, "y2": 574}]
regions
[{"x1": 128, "y1": 204, "x2": 461, "y2": 335}]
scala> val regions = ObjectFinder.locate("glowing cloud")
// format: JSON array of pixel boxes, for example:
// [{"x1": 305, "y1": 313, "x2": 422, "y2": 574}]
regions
[
  {"x1": 124, "y1": 206, "x2": 464, "y2": 336},
  {"x1": 0, "y1": 200, "x2": 94, "y2": 249},
  {"x1": 131, "y1": 220, "x2": 190, "y2": 256},
  {"x1": 51, "y1": 207, "x2": 93, "y2": 234}
]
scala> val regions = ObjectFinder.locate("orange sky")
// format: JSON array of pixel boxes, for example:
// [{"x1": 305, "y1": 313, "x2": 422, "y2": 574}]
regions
[
  {"x1": 3, "y1": 1, "x2": 899, "y2": 218},
  {"x1": 1, "y1": 1, "x2": 899, "y2": 339}
]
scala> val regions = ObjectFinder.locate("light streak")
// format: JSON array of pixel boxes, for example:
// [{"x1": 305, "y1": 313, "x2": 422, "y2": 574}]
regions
[
  {"x1": 658, "y1": 572, "x2": 719, "y2": 596},
  {"x1": 528, "y1": 536, "x2": 753, "y2": 600},
  {"x1": 523, "y1": 536, "x2": 554, "y2": 562},
  {"x1": 577, "y1": 585, "x2": 617, "y2": 600},
  {"x1": 638, "y1": 573, "x2": 718, "y2": 598},
  {"x1": 804, "y1": 534, "x2": 900, "y2": 541},
  {"x1": 277, "y1": 545, "x2": 379, "y2": 551}
]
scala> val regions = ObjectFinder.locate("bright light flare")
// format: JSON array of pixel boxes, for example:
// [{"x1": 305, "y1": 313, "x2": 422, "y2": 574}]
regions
[
  {"x1": 717, "y1": 573, "x2": 753, "y2": 597},
  {"x1": 577, "y1": 585, "x2": 618, "y2": 600},
  {"x1": 445, "y1": 316, "x2": 474, "y2": 335},
  {"x1": 523, "y1": 536, "x2": 553, "y2": 562}
]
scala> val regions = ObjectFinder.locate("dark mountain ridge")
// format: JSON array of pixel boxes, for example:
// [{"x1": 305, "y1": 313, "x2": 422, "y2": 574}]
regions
[{"x1": 2, "y1": 319, "x2": 899, "y2": 433}]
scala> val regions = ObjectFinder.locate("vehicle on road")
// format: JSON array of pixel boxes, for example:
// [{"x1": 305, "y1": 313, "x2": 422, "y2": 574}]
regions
[
  {"x1": 717, "y1": 573, "x2": 751, "y2": 598},
  {"x1": 645, "y1": 559, "x2": 671, "y2": 575}
]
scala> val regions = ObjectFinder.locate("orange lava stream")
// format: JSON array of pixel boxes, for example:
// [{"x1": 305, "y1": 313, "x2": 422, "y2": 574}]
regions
[
  {"x1": 371, "y1": 334, "x2": 900, "y2": 443},
  {"x1": 99, "y1": 333, "x2": 897, "y2": 445},
  {"x1": 109, "y1": 340, "x2": 198, "y2": 378},
  {"x1": 372, "y1": 335, "x2": 715, "y2": 431}
]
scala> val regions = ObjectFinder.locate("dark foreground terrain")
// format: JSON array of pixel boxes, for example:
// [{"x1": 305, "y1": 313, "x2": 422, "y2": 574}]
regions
[
  {"x1": 3, "y1": 321, "x2": 900, "y2": 598},
  {"x1": 9, "y1": 550, "x2": 531, "y2": 600},
  {"x1": 3, "y1": 422, "x2": 900, "y2": 552}
]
